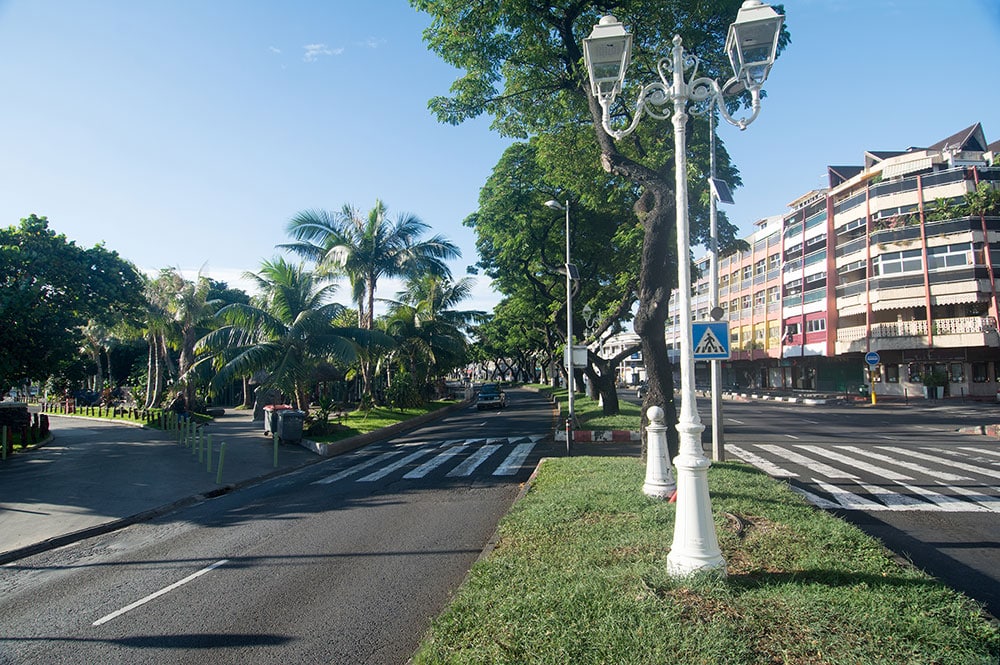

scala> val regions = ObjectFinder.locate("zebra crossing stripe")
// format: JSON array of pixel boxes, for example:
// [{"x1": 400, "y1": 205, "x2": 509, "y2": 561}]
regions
[
  {"x1": 854, "y1": 482, "x2": 929, "y2": 510},
  {"x1": 728, "y1": 445, "x2": 797, "y2": 478},
  {"x1": 447, "y1": 444, "x2": 502, "y2": 477},
  {"x1": 758, "y1": 445, "x2": 859, "y2": 479},
  {"x1": 884, "y1": 447, "x2": 1000, "y2": 481},
  {"x1": 789, "y1": 485, "x2": 839, "y2": 509},
  {"x1": 403, "y1": 446, "x2": 464, "y2": 479},
  {"x1": 798, "y1": 445, "x2": 913, "y2": 481},
  {"x1": 840, "y1": 446, "x2": 970, "y2": 483},
  {"x1": 358, "y1": 449, "x2": 434, "y2": 482},
  {"x1": 312, "y1": 450, "x2": 402, "y2": 485},
  {"x1": 895, "y1": 481, "x2": 989, "y2": 512},
  {"x1": 493, "y1": 443, "x2": 536, "y2": 476},
  {"x1": 936, "y1": 481, "x2": 1000, "y2": 512},
  {"x1": 959, "y1": 446, "x2": 1000, "y2": 461},
  {"x1": 813, "y1": 479, "x2": 883, "y2": 510}
]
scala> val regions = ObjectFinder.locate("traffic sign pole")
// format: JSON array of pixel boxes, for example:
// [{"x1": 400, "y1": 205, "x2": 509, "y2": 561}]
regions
[{"x1": 865, "y1": 352, "x2": 880, "y2": 405}]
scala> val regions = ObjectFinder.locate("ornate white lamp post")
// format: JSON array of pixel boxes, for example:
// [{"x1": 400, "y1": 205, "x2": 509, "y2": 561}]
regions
[{"x1": 584, "y1": 0, "x2": 783, "y2": 577}]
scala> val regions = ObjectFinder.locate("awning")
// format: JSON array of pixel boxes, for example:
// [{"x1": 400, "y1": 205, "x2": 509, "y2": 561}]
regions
[{"x1": 880, "y1": 156, "x2": 934, "y2": 179}]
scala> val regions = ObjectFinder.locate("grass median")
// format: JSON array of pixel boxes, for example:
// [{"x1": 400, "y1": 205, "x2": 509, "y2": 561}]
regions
[
  {"x1": 413, "y1": 456, "x2": 999, "y2": 664},
  {"x1": 529, "y1": 383, "x2": 643, "y2": 431}
]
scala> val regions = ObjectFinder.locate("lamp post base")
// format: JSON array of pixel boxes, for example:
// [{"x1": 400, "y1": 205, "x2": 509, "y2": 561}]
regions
[
  {"x1": 643, "y1": 406, "x2": 676, "y2": 499},
  {"x1": 667, "y1": 424, "x2": 727, "y2": 577}
]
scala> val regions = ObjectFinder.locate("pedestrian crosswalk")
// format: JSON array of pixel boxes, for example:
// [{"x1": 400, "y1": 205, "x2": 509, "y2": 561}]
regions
[
  {"x1": 729, "y1": 443, "x2": 1000, "y2": 513},
  {"x1": 311, "y1": 436, "x2": 546, "y2": 486}
]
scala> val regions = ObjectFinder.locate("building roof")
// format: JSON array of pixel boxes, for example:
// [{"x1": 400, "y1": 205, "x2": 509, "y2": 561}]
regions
[
  {"x1": 925, "y1": 122, "x2": 987, "y2": 152},
  {"x1": 828, "y1": 166, "x2": 863, "y2": 188}
]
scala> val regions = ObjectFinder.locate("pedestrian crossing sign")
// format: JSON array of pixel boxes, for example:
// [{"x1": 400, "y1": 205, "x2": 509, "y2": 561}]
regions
[{"x1": 692, "y1": 321, "x2": 730, "y2": 359}]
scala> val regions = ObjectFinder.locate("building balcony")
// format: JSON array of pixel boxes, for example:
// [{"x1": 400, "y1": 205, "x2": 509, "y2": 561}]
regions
[{"x1": 835, "y1": 316, "x2": 999, "y2": 354}]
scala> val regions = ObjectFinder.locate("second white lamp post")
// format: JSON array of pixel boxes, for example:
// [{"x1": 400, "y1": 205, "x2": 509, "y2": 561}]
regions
[{"x1": 583, "y1": 0, "x2": 784, "y2": 577}]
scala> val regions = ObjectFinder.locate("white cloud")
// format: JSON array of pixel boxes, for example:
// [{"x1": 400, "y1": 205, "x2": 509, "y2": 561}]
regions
[
  {"x1": 302, "y1": 43, "x2": 343, "y2": 62},
  {"x1": 362, "y1": 37, "x2": 385, "y2": 49},
  {"x1": 268, "y1": 46, "x2": 281, "y2": 54}
]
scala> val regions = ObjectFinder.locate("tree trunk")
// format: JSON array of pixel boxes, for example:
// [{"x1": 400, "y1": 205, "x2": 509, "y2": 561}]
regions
[{"x1": 588, "y1": 93, "x2": 679, "y2": 461}]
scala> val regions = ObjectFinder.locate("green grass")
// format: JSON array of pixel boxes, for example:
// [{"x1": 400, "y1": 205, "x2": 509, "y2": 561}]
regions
[
  {"x1": 528, "y1": 383, "x2": 642, "y2": 431},
  {"x1": 413, "y1": 457, "x2": 999, "y2": 664},
  {"x1": 306, "y1": 400, "x2": 457, "y2": 442}
]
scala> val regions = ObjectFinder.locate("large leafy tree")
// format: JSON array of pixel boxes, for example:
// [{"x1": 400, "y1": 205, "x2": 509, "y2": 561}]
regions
[
  {"x1": 283, "y1": 200, "x2": 460, "y2": 393},
  {"x1": 0, "y1": 215, "x2": 145, "y2": 391},
  {"x1": 412, "y1": 0, "x2": 781, "y2": 455},
  {"x1": 195, "y1": 258, "x2": 375, "y2": 410},
  {"x1": 468, "y1": 138, "x2": 641, "y2": 413}
]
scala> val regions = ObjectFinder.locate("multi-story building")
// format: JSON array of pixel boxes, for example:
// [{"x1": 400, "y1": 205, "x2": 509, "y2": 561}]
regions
[{"x1": 668, "y1": 122, "x2": 1000, "y2": 398}]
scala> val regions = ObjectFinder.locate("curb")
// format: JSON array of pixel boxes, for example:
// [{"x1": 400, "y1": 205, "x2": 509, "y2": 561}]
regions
[{"x1": 553, "y1": 429, "x2": 640, "y2": 442}]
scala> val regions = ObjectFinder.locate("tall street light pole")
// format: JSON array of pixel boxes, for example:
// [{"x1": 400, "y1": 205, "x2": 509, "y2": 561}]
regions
[
  {"x1": 545, "y1": 199, "x2": 577, "y2": 455},
  {"x1": 584, "y1": 0, "x2": 783, "y2": 577}
]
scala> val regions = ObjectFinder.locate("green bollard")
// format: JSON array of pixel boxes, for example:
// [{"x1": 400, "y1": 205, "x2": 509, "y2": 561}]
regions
[
  {"x1": 216, "y1": 442, "x2": 226, "y2": 484},
  {"x1": 273, "y1": 433, "x2": 279, "y2": 468},
  {"x1": 2, "y1": 426, "x2": 6, "y2": 461},
  {"x1": 206, "y1": 434, "x2": 212, "y2": 472}
]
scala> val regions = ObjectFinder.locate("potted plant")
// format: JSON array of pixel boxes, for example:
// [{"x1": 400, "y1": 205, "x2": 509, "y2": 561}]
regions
[{"x1": 922, "y1": 370, "x2": 947, "y2": 399}]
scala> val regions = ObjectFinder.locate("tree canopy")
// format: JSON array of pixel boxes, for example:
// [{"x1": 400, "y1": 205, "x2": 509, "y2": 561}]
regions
[{"x1": 0, "y1": 215, "x2": 145, "y2": 388}]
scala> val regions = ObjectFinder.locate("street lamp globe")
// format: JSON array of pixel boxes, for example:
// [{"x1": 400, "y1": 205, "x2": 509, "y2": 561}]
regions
[
  {"x1": 582, "y1": 15, "x2": 632, "y2": 103},
  {"x1": 725, "y1": 0, "x2": 784, "y2": 86}
]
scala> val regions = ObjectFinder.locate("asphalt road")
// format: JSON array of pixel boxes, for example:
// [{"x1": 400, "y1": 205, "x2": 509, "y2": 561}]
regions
[{"x1": 0, "y1": 388, "x2": 557, "y2": 664}]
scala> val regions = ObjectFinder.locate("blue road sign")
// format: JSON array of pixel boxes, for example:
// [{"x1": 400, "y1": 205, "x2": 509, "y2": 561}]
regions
[
  {"x1": 865, "y1": 351, "x2": 880, "y2": 365},
  {"x1": 692, "y1": 321, "x2": 730, "y2": 360}
]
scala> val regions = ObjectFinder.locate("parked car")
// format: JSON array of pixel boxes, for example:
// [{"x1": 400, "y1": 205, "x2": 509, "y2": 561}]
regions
[{"x1": 476, "y1": 383, "x2": 507, "y2": 410}]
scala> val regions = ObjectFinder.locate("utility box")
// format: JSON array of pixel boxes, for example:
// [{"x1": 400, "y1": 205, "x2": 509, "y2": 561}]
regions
[
  {"x1": 277, "y1": 409, "x2": 306, "y2": 444},
  {"x1": 263, "y1": 404, "x2": 293, "y2": 435}
]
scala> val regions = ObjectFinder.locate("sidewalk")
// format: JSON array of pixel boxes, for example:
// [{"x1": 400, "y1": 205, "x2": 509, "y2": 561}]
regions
[{"x1": 0, "y1": 409, "x2": 321, "y2": 564}]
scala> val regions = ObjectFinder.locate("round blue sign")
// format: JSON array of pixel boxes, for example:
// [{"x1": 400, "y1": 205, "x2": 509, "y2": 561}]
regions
[{"x1": 865, "y1": 351, "x2": 880, "y2": 365}]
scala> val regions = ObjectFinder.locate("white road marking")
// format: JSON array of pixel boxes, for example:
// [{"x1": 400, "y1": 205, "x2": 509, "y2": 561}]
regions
[
  {"x1": 841, "y1": 446, "x2": 970, "y2": 483},
  {"x1": 358, "y1": 449, "x2": 434, "y2": 482},
  {"x1": 884, "y1": 447, "x2": 1000, "y2": 481},
  {"x1": 728, "y1": 418, "x2": 745, "y2": 425},
  {"x1": 814, "y1": 479, "x2": 882, "y2": 510},
  {"x1": 93, "y1": 560, "x2": 228, "y2": 627},
  {"x1": 312, "y1": 450, "x2": 402, "y2": 484},
  {"x1": 758, "y1": 445, "x2": 858, "y2": 479},
  {"x1": 447, "y1": 444, "x2": 501, "y2": 477},
  {"x1": 798, "y1": 445, "x2": 913, "y2": 481},
  {"x1": 493, "y1": 443, "x2": 536, "y2": 476},
  {"x1": 784, "y1": 434, "x2": 800, "y2": 440},
  {"x1": 403, "y1": 446, "x2": 465, "y2": 479},
  {"x1": 728, "y1": 445, "x2": 797, "y2": 478},
  {"x1": 895, "y1": 481, "x2": 989, "y2": 512},
  {"x1": 958, "y1": 446, "x2": 1000, "y2": 461},
  {"x1": 935, "y1": 482, "x2": 1000, "y2": 512},
  {"x1": 854, "y1": 482, "x2": 927, "y2": 509}
]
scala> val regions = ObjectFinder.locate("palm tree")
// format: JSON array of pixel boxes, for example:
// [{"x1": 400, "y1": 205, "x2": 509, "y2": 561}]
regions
[
  {"x1": 283, "y1": 200, "x2": 460, "y2": 392},
  {"x1": 382, "y1": 275, "x2": 484, "y2": 395},
  {"x1": 195, "y1": 258, "x2": 379, "y2": 410}
]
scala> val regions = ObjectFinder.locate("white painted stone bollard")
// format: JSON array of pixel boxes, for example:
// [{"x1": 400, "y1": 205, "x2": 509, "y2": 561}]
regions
[{"x1": 643, "y1": 406, "x2": 676, "y2": 498}]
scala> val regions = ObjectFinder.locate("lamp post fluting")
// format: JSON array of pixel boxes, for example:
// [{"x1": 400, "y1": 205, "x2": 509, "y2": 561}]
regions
[
  {"x1": 545, "y1": 199, "x2": 576, "y2": 455},
  {"x1": 584, "y1": 0, "x2": 783, "y2": 577}
]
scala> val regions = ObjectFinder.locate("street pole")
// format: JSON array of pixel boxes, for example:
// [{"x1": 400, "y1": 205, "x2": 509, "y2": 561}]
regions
[
  {"x1": 546, "y1": 199, "x2": 575, "y2": 455},
  {"x1": 583, "y1": 0, "x2": 784, "y2": 577},
  {"x1": 709, "y1": 109, "x2": 725, "y2": 462}
]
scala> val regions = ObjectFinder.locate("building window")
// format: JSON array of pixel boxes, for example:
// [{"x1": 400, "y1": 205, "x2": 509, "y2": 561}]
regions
[
  {"x1": 755, "y1": 259, "x2": 766, "y2": 276},
  {"x1": 874, "y1": 249, "x2": 922, "y2": 275},
  {"x1": 949, "y1": 363, "x2": 964, "y2": 383},
  {"x1": 767, "y1": 286, "x2": 780, "y2": 303},
  {"x1": 886, "y1": 365, "x2": 899, "y2": 383},
  {"x1": 806, "y1": 319, "x2": 826, "y2": 333},
  {"x1": 730, "y1": 298, "x2": 740, "y2": 313},
  {"x1": 972, "y1": 362, "x2": 988, "y2": 383},
  {"x1": 742, "y1": 294, "x2": 752, "y2": 310},
  {"x1": 927, "y1": 243, "x2": 972, "y2": 270},
  {"x1": 768, "y1": 253, "x2": 780, "y2": 271},
  {"x1": 743, "y1": 265, "x2": 753, "y2": 280},
  {"x1": 754, "y1": 291, "x2": 766, "y2": 307},
  {"x1": 785, "y1": 322, "x2": 800, "y2": 337}
]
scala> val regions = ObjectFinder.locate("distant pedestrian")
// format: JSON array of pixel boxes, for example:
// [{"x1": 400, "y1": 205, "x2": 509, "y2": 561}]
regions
[{"x1": 169, "y1": 393, "x2": 189, "y2": 421}]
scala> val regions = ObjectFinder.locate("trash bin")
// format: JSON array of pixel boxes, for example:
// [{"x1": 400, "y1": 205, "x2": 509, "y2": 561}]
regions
[
  {"x1": 277, "y1": 409, "x2": 306, "y2": 444},
  {"x1": 263, "y1": 404, "x2": 294, "y2": 435}
]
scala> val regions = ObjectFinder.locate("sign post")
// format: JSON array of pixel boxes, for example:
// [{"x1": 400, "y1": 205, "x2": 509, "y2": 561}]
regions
[{"x1": 865, "y1": 351, "x2": 880, "y2": 405}]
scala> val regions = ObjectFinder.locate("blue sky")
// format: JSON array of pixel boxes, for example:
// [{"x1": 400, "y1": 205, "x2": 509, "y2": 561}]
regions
[{"x1": 1, "y1": 1, "x2": 998, "y2": 314}]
